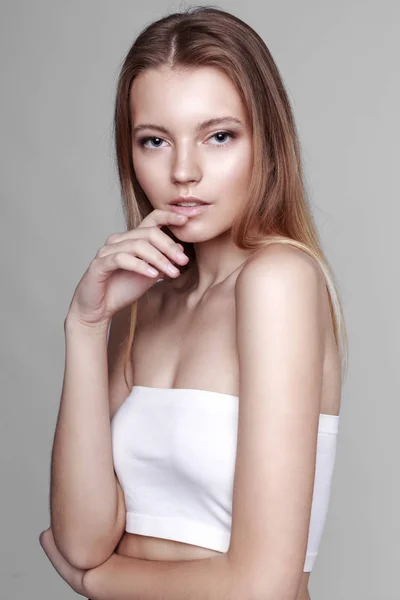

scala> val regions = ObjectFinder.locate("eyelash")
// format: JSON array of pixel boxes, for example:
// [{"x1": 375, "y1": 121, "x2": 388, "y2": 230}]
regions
[{"x1": 137, "y1": 130, "x2": 238, "y2": 150}]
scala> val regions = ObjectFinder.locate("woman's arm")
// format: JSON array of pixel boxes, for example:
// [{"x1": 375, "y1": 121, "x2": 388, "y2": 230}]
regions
[
  {"x1": 39, "y1": 527, "x2": 235, "y2": 600},
  {"x1": 83, "y1": 552, "x2": 235, "y2": 600},
  {"x1": 50, "y1": 314, "x2": 125, "y2": 570}
]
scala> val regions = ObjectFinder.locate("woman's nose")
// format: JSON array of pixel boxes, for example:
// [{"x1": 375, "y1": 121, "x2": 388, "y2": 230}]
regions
[{"x1": 171, "y1": 146, "x2": 201, "y2": 184}]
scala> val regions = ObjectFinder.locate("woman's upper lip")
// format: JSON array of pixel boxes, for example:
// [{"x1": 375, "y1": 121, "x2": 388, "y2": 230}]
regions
[{"x1": 169, "y1": 195, "x2": 210, "y2": 205}]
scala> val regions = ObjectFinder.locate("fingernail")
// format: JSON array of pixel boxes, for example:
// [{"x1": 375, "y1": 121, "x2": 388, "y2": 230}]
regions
[{"x1": 167, "y1": 264, "x2": 180, "y2": 275}]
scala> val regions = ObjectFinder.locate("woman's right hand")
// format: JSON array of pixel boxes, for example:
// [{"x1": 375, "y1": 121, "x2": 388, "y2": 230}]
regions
[{"x1": 66, "y1": 209, "x2": 190, "y2": 329}]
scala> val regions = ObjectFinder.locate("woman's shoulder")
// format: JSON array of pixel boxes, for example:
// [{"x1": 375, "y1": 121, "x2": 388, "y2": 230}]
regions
[
  {"x1": 239, "y1": 237, "x2": 323, "y2": 278},
  {"x1": 236, "y1": 238, "x2": 326, "y2": 297}
]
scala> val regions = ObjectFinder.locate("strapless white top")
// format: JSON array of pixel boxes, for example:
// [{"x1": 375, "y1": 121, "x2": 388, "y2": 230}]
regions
[{"x1": 111, "y1": 385, "x2": 340, "y2": 572}]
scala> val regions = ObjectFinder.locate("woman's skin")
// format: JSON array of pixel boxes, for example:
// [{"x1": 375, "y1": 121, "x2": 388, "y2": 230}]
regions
[
  {"x1": 130, "y1": 64, "x2": 257, "y2": 294},
  {"x1": 41, "y1": 64, "x2": 342, "y2": 599},
  {"x1": 110, "y1": 65, "x2": 339, "y2": 600}
]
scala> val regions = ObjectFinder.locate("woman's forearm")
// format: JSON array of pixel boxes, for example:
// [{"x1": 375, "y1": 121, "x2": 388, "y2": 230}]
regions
[
  {"x1": 83, "y1": 552, "x2": 235, "y2": 600},
  {"x1": 50, "y1": 315, "x2": 119, "y2": 568}
]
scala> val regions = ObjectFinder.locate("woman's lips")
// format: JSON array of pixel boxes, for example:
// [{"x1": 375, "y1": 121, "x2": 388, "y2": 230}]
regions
[{"x1": 169, "y1": 204, "x2": 210, "y2": 216}]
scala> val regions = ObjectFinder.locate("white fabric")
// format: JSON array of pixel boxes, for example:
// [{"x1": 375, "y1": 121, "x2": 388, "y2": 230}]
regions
[{"x1": 111, "y1": 385, "x2": 339, "y2": 572}]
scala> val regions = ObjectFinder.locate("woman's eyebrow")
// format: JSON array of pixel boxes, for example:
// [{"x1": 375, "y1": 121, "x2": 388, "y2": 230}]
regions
[{"x1": 132, "y1": 116, "x2": 244, "y2": 136}]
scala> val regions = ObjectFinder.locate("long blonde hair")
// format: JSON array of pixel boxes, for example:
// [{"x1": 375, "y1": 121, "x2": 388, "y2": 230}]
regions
[{"x1": 112, "y1": 5, "x2": 349, "y2": 390}]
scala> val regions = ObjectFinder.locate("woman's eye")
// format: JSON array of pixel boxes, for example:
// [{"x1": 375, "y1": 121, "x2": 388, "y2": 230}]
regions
[
  {"x1": 138, "y1": 131, "x2": 237, "y2": 150},
  {"x1": 208, "y1": 131, "x2": 237, "y2": 146},
  {"x1": 138, "y1": 136, "x2": 166, "y2": 149}
]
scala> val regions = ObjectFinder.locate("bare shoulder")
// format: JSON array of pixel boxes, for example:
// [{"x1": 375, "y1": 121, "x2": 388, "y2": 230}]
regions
[
  {"x1": 235, "y1": 242, "x2": 329, "y2": 346},
  {"x1": 238, "y1": 241, "x2": 324, "y2": 279},
  {"x1": 236, "y1": 242, "x2": 326, "y2": 298}
]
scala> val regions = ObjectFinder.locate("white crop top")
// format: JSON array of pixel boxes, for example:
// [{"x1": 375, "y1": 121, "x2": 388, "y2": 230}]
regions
[{"x1": 111, "y1": 385, "x2": 340, "y2": 572}]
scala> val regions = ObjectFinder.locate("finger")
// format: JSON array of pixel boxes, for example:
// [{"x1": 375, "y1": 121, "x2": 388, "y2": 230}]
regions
[
  {"x1": 105, "y1": 211, "x2": 188, "y2": 246},
  {"x1": 142, "y1": 208, "x2": 189, "y2": 229},
  {"x1": 92, "y1": 252, "x2": 162, "y2": 279},
  {"x1": 96, "y1": 232, "x2": 189, "y2": 273},
  {"x1": 97, "y1": 240, "x2": 184, "y2": 278}
]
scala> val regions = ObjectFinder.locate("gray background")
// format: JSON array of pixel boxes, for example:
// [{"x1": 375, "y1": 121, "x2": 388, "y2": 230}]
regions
[{"x1": 1, "y1": 0, "x2": 399, "y2": 598}]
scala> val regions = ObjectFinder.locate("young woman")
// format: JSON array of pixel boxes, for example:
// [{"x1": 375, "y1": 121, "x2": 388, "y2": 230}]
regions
[{"x1": 39, "y1": 6, "x2": 348, "y2": 600}]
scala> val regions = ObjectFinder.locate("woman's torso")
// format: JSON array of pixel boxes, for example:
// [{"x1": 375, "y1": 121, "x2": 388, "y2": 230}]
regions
[{"x1": 114, "y1": 245, "x2": 342, "y2": 600}]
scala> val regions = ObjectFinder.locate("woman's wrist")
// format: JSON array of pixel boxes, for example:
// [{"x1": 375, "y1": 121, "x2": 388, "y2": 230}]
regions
[{"x1": 64, "y1": 311, "x2": 111, "y2": 338}]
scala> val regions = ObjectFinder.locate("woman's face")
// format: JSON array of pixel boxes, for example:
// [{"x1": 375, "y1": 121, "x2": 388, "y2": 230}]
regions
[{"x1": 130, "y1": 66, "x2": 253, "y2": 243}]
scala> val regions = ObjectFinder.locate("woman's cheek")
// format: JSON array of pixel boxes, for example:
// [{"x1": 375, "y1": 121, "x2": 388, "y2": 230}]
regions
[{"x1": 132, "y1": 156, "x2": 166, "y2": 203}]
